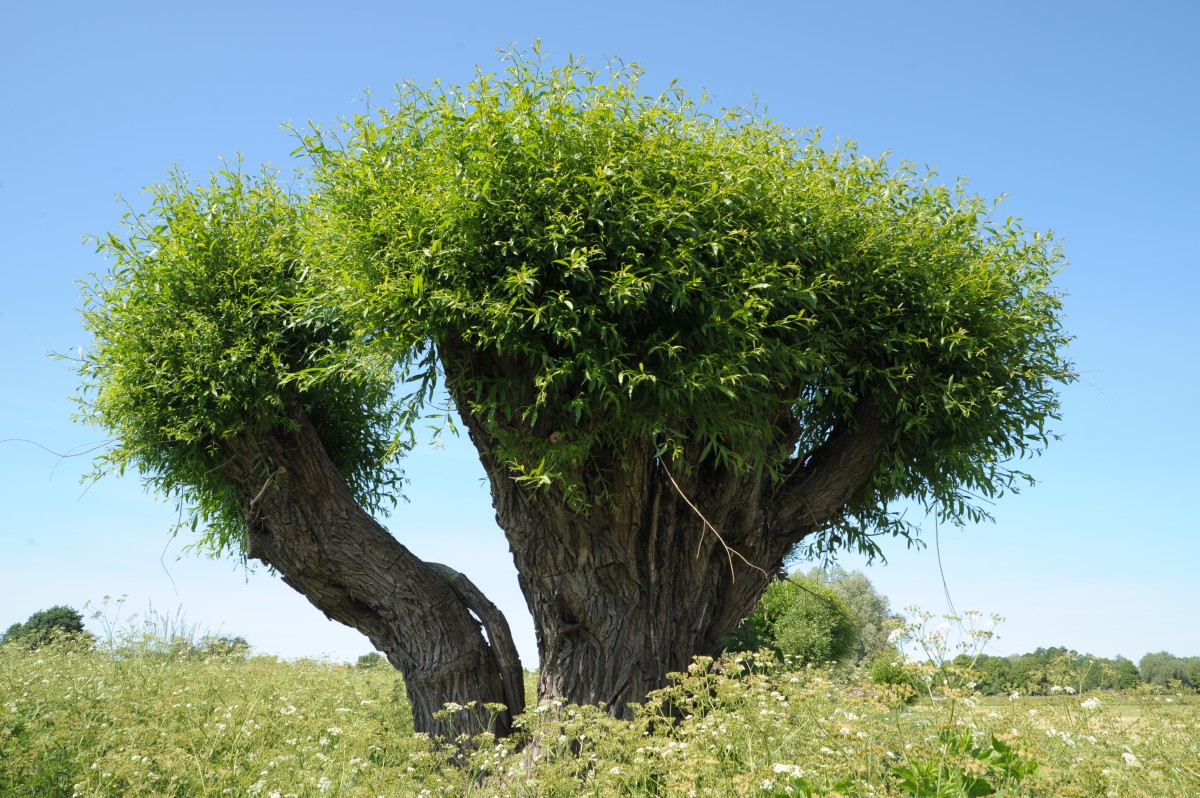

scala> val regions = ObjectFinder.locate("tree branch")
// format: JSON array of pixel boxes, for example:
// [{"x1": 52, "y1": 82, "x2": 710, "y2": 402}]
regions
[
  {"x1": 221, "y1": 412, "x2": 521, "y2": 737},
  {"x1": 427, "y1": 562, "x2": 527, "y2": 719},
  {"x1": 770, "y1": 398, "x2": 887, "y2": 542}
]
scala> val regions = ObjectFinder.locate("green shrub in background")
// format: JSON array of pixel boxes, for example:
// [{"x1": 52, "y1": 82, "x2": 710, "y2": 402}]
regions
[
  {"x1": 1, "y1": 606, "x2": 92, "y2": 648},
  {"x1": 726, "y1": 573, "x2": 856, "y2": 665},
  {"x1": 868, "y1": 648, "x2": 921, "y2": 700},
  {"x1": 728, "y1": 568, "x2": 902, "y2": 668},
  {"x1": 801, "y1": 567, "x2": 903, "y2": 664},
  {"x1": 195, "y1": 634, "x2": 250, "y2": 659}
]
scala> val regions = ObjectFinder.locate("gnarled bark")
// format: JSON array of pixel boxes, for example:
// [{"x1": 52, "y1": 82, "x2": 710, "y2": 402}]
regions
[
  {"x1": 213, "y1": 376, "x2": 883, "y2": 731},
  {"x1": 448, "y1": 370, "x2": 887, "y2": 714},
  {"x1": 219, "y1": 411, "x2": 524, "y2": 738}
]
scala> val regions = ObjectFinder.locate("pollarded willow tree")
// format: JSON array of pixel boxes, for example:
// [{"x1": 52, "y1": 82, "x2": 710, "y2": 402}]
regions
[{"x1": 77, "y1": 52, "x2": 1073, "y2": 738}]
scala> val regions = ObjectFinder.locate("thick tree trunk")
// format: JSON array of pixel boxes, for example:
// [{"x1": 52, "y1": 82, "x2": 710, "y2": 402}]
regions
[
  {"x1": 485, "y1": 451, "x2": 783, "y2": 712},
  {"x1": 451, "y1": 380, "x2": 886, "y2": 714},
  {"x1": 219, "y1": 412, "x2": 525, "y2": 738}
]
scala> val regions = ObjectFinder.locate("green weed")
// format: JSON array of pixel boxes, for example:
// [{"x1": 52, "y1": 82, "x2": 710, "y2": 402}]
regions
[{"x1": 2, "y1": 611, "x2": 1197, "y2": 796}]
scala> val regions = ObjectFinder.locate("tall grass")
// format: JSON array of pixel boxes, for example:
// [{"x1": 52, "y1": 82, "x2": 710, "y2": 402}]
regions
[{"x1": 1, "y1": 609, "x2": 1197, "y2": 797}]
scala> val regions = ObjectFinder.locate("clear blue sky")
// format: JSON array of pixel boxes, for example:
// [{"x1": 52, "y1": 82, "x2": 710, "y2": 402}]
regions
[{"x1": 1, "y1": 1, "x2": 1196, "y2": 666}]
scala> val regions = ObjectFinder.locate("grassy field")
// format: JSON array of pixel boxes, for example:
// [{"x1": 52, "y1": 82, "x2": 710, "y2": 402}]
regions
[{"x1": 2, "y1": 637, "x2": 1198, "y2": 797}]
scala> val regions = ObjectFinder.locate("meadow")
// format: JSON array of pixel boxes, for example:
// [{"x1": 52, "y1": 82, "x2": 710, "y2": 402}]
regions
[{"x1": 2, "y1": 613, "x2": 1197, "y2": 797}]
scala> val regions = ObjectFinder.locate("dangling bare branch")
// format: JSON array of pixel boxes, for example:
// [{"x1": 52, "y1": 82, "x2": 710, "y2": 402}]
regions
[{"x1": 661, "y1": 462, "x2": 767, "y2": 581}]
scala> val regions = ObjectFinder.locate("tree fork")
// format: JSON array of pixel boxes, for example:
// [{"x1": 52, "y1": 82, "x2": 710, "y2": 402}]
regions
[
  {"x1": 455, "y1": 383, "x2": 886, "y2": 717},
  {"x1": 221, "y1": 412, "x2": 525, "y2": 738}
]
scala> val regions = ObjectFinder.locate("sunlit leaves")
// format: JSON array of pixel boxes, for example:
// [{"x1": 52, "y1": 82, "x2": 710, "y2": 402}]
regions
[
  {"x1": 77, "y1": 163, "x2": 405, "y2": 557},
  {"x1": 79, "y1": 49, "x2": 1073, "y2": 559},
  {"x1": 308, "y1": 50, "x2": 1073, "y2": 534}
]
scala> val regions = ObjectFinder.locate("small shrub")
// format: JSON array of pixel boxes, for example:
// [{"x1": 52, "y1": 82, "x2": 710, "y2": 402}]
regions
[
  {"x1": 1, "y1": 605, "x2": 92, "y2": 648},
  {"x1": 868, "y1": 648, "x2": 920, "y2": 702},
  {"x1": 727, "y1": 574, "x2": 856, "y2": 665}
]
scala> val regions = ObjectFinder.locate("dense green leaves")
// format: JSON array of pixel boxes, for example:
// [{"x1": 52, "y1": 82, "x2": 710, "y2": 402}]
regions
[
  {"x1": 78, "y1": 49, "x2": 1073, "y2": 558},
  {"x1": 78, "y1": 165, "x2": 405, "y2": 556},
  {"x1": 306, "y1": 50, "x2": 1072, "y2": 530},
  {"x1": 802, "y1": 568, "x2": 902, "y2": 663},
  {"x1": 726, "y1": 573, "x2": 857, "y2": 664},
  {"x1": 729, "y1": 568, "x2": 902, "y2": 666}
]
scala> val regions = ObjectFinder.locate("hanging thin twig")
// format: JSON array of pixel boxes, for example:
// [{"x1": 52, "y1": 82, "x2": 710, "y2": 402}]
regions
[{"x1": 661, "y1": 462, "x2": 767, "y2": 582}]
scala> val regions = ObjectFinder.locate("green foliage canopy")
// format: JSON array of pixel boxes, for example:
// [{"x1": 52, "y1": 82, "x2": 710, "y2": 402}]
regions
[
  {"x1": 357, "y1": 652, "x2": 387, "y2": 670},
  {"x1": 78, "y1": 166, "x2": 407, "y2": 555},
  {"x1": 77, "y1": 50, "x2": 1073, "y2": 558},
  {"x1": 1139, "y1": 651, "x2": 1200, "y2": 688}
]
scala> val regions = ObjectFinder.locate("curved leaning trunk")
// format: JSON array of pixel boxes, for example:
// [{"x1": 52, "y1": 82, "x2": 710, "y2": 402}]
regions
[{"x1": 220, "y1": 412, "x2": 525, "y2": 738}]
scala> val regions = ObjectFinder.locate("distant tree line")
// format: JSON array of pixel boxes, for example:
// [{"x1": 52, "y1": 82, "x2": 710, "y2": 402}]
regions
[
  {"x1": 919, "y1": 648, "x2": 1200, "y2": 696},
  {"x1": 727, "y1": 571, "x2": 1199, "y2": 696},
  {"x1": 6, "y1": 599, "x2": 1196, "y2": 697},
  {"x1": 2, "y1": 605, "x2": 248, "y2": 660},
  {"x1": 948, "y1": 648, "x2": 1139, "y2": 695}
]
